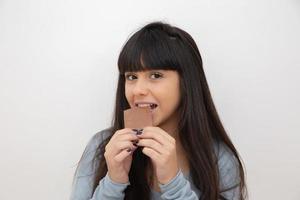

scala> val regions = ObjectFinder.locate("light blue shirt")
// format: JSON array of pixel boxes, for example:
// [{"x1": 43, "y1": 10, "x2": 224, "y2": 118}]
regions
[{"x1": 70, "y1": 129, "x2": 241, "y2": 200}]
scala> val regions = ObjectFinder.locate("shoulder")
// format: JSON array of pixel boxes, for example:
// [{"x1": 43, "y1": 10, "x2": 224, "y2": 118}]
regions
[
  {"x1": 70, "y1": 128, "x2": 113, "y2": 199},
  {"x1": 214, "y1": 142, "x2": 239, "y2": 169},
  {"x1": 84, "y1": 128, "x2": 113, "y2": 154},
  {"x1": 214, "y1": 142, "x2": 241, "y2": 190},
  {"x1": 76, "y1": 128, "x2": 113, "y2": 177}
]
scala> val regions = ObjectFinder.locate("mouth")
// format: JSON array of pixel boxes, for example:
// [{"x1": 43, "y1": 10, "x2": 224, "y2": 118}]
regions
[{"x1": 134, "y1": 103, "x2": 158, "y2": 110}]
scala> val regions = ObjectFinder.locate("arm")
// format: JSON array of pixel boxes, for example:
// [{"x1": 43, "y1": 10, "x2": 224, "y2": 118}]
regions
[
  {"x1": 70, "y1": 130, "x2": 129, "y2": 200},
  {"x1": 159, "y1": 143, "x2": 242, "y2": 200},
  {"x1": 90, "y1": 173, "x2": 129, "y2": 200},
  {"x1": 159, "y1": 170, "x2": 199, "y2": 200},
  {"x1": 218, "y1": 143, "x2": 242, "y2": 200}
]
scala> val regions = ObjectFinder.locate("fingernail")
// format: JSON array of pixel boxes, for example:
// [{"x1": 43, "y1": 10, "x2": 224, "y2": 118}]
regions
[
  {"x1": 136, "y1": 129, "x2": 143, "y2": 135},
  {"x1": 132, "y1": 128, "x2": 143, "y2": 135},
  {"x1": 132, "y1": 129, "x2": 139, "y2": 134}
]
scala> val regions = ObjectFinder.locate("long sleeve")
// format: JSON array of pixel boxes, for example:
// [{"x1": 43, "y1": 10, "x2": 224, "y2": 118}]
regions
[
  {"x1": 90, "y1": 173, "x2": 129, "y2": 199},
  {"x1": 158, "y1": 142, "x2": 242, "y2": 200},
  {"x1": 70, "y1": 130, "x2": 242, "y2": 200},
  {"x1": 70, "y1": 130, "x2": 129, "y2": 200},
  {"x1": 217, "y1": 144, "x2": 241, "y2": 200},
  {"x1": 159, "y1": 170, "x2": 199, "y2": 200}
]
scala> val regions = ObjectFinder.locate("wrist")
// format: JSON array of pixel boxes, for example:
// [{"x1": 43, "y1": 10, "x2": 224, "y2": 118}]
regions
[
  {"x1": 159, "y1": 169, "x2": 182, "y2": 188},
  {"x1": 107, "y1": 171, "x2": 129, "y2": 184},
  {"x1": 158, "y1": 169, "x2": 180, "y2": 185}
]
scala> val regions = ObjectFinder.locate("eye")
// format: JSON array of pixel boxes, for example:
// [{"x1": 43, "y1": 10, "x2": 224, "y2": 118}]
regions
[
  {"x1": 125, "y1": 73, "x2": 137, "y2": 81},
  {"x1": 150, "y1": 72, "x2": 163, "y2": 79}
]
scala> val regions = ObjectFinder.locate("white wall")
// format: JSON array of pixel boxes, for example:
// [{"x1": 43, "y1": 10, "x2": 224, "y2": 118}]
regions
[{"x1": 0, "y1": 0, "x2": 299, "y2": 199}]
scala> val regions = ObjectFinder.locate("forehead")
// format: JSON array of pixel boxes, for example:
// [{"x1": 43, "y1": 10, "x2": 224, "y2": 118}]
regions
[
  {"x1": 118, "y1": 35, "x2": 181, "y2": 74},
  {"x1": 124, "y1": 68, "x2": 170, "y2": 73}
]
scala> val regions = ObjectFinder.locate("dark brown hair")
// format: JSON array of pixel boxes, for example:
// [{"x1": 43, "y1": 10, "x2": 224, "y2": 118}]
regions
[{"x1": 76, "y1": 21, "x2": 247, "y2": 200}]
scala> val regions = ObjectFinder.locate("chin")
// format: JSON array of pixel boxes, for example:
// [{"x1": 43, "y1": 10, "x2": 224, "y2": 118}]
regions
[
  {"x1": 152, "y1": 117, "x2": 161, "y2": 127},
  {"x1": 153, "y1": 118, "x2": 167, "y2": 128}
]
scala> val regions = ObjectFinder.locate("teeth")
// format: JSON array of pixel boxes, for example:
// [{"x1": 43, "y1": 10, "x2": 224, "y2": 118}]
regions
[
  {"x1": 150, "y1": 104, "x2": 157, "y2": 109},
  {"x1": 137, "y1": 103, "x2": 151, "y2": 107},
  {"x1": 135, "y1": 103, "x2": 157, "y2": 109}
]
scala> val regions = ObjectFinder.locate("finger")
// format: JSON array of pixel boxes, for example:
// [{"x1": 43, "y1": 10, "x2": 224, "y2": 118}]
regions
[
  {"x1": 137, "y1": 139, "x2": 165, "y2": 154},
  {"x1": 108, "y1": 141, "x2": 136, "y2": 156},
  {"x1": 106, "y1": 129, "x2": 138, "y2": 154},
  {"x1": 138, "y1": 127, "x2": 175, "y2": 145},
  {"x1": 141, "y1": 147, "x2": 160, "y2": 162},
  {"x1": 116, "y1": 132, "x2": 139, "y2": 142},
  {"x1": 143, "y1": 127, "x2": 174, "y2": 142},
  {"x1": 111, "y1": 128, "x2": 136, "y2": 140},
  {"x1": 149, "y1": 127, "x2": 176, "y2": 143},
  {"x1": 113, "y1": 147, "x2": 137, "y2": 163}
]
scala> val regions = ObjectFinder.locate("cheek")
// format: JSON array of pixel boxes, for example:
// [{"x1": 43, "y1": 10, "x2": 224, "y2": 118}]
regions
[
  {"x1": 168, "y1": 92, "x2": 180, "y2": 107},
  {"x1": 159, "y1": 86, "x2": 180, "y2": 107},
  {"x1": 165, "y1": 85, "x2": 181, "y2": 108},
  {"x1": 125, "y1": 85, "x2": 131, "y2": 102}
]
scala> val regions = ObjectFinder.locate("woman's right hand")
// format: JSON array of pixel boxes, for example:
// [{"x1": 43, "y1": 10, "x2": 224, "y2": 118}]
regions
[{"x1": 104, "y1": 128, "x2": 139, "y2": 184}]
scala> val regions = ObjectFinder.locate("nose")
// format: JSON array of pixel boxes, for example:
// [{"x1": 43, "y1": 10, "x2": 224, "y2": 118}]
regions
[{"x1": 132, "y1": 78, "x2": 149, "y2": 96}]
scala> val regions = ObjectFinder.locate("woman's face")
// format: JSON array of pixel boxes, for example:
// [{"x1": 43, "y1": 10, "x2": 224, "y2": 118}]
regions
[{"x1": 125, "y1": 69, "x2": 181, "y2": 129}]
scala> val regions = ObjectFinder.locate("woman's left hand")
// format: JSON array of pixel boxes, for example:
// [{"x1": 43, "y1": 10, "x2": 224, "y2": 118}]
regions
[{"x1": 136, "y1": 126, "x2": 179, "y2": 184}]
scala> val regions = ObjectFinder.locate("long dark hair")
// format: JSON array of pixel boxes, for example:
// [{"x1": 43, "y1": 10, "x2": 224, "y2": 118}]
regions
[{"x1": 81, "y1": 21, "x2": 247, "y2": 200}]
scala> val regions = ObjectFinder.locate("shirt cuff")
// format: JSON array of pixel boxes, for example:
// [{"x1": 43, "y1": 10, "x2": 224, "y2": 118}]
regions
[
  {"x1": 98, "y1": 173, "x2": 130, "y2": 198},
  {"x1": 159, "y1": 170, "x2": 195, "y2": 199}
]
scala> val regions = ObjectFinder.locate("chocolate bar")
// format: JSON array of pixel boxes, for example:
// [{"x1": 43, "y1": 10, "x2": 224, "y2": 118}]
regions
[{"x1": 123, "y1": 107, "x2": 153, "y2": 130}]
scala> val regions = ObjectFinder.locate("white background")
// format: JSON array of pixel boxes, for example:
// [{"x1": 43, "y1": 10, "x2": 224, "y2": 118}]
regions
[{"x1": 0, "y1": 0, "x2": 299, "y2": 199}]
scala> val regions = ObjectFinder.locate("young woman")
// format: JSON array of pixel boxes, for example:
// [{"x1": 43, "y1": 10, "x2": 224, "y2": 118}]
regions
[{"x1": 70, "y1": 22, "x2": 247, "y2": 200}]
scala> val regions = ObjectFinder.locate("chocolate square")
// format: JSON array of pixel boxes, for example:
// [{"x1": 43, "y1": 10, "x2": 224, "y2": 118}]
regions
[{"x1": 124, "y1": 107, "x2": 153, "y2": 129}]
